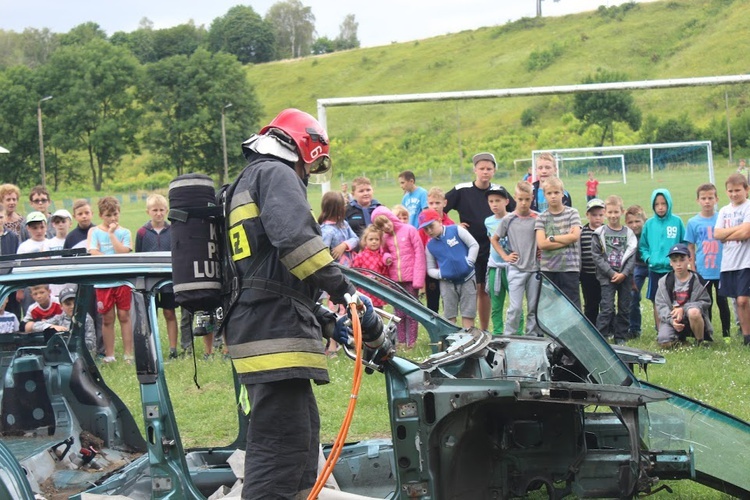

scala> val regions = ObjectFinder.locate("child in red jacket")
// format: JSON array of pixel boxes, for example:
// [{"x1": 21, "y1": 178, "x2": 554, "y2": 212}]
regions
[{"x1": 352, "y1": 226, "x2": 389, "y2": 308}]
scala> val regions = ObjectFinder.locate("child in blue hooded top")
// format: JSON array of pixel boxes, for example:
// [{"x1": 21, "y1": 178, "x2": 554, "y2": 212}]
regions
[{"x1": 639, "y1": 188, "x2": 686, "y2": 331}]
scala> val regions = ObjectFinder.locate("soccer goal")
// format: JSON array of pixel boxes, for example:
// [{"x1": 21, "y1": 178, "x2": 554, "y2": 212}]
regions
[{"x1": 531, "y1": 140, "x2": 714, "y2": 186}]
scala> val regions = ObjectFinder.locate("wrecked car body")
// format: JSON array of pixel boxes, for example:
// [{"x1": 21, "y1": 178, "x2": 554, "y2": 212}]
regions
[{"x1": 0, "y1": 252, "x2": 748, "y2": 499}]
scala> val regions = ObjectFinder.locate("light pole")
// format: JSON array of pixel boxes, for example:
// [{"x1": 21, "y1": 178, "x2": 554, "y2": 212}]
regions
[
  {"x1": 221, "y1": 103, "x2": 232, "y2": 184},
  {"x1": 37, "y1": 95, "x2": 53, "y2": 188}
]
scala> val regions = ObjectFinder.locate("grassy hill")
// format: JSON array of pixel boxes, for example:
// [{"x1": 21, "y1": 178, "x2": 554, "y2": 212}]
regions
[{"x1": 245, "y1": 0, "x2": 750, "y2": 179}]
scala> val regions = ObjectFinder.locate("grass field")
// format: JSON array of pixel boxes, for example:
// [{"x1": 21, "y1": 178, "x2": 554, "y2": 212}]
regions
[{"x1": 81, "y1": 161, "x2": 748, "y2": 498}]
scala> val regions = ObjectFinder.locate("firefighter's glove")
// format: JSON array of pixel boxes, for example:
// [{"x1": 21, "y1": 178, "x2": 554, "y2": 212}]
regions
[{"x1": 333, "y1": 316, "x2": 353, "y2": 346}]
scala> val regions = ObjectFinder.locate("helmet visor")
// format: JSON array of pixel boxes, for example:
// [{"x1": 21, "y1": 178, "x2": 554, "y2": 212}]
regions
[{"x1": 307, "y1": 155, "x2": 331, "y2": 175}]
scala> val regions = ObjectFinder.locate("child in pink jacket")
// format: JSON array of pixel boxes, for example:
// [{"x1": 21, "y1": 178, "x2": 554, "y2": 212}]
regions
[{"x1": 371, "y1": 206, "x2": 425, "y2": 348}]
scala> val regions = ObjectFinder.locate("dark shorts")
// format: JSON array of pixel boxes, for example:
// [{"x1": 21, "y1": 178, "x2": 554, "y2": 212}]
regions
[
  {"x1": 719, "y1": 268, "x2": 750, "y2": 298},
  {"x1": 646, "y1": 271, "x2": 668, "y2": 301},
  {"x1": 475, "y1": 246, "x2": 490, "y2": 286},
  {"x1": 156, "y1": 292, "x2": 176, "y2": 310}
]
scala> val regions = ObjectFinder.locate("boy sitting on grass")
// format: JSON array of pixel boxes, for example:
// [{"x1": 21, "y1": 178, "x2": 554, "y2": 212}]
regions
[{"x1": 655, "y1": 243, "x2": 712, "y2": 348}]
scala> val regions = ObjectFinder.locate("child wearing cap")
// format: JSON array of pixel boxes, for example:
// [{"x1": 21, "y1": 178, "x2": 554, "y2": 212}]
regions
[
  {"x1": 16, "y1": 211, "x2": 51, "y2": 254},
  {"x1": 655, "y1": 243, "x2": 712, "y2": 347},
  {"x1": 419, "y1": 187, "x2": 455, "y2": 314},
  {"x1": 580, "y1": 198, "x2": 606, "y2": 326},
  {"x1": 30, "y1": 285, "x2": 96, "y2": 351},
  {"x1": 421, "y1": 208, "x2": 479, "y2": 329},
  {"x1": 485, "y1": 186, "x2": 521, "y2": 335},
  {"x1": 492, "y1": 181, "x2": 539, "y2": 336},
  {"x1": 591, "y1": 195, "x2": 638, "y2": 345},
  {"x1": 47, "y1": 209, "x2": 72, "y2": 252},
  {"x1": 445, "y1": 152, "x2": 515, "y2": 331}
]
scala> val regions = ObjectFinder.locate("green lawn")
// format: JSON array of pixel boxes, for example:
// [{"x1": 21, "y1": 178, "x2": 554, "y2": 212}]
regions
[{"x1": 89, "y1": 160, "x2": 747, "y2": 498}]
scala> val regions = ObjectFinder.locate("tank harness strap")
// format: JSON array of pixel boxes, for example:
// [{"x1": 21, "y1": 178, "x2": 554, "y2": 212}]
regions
[
  {"x1": 167, "y1": 206, "x2": 223, "y2": 223},
  {"x1": 242, "y1": 277, "x2": 316, "y2": 312}
]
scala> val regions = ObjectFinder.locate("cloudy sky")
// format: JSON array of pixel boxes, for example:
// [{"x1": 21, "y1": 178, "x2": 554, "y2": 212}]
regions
[{"x1": 2, "y1": 0, "x2": 656, "y2": 48}]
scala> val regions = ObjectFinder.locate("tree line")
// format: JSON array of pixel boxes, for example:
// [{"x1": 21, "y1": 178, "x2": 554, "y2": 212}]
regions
[{"x1": 0, "y1": 1, "x2": 360, "y2": 191}]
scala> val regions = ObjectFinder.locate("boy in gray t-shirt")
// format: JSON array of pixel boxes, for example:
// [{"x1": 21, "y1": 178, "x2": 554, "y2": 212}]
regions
[
  {"x1": 492, "y1": 181, "x2": 540, "y2": 335},
  {"x1": 535, "y1": 177, "x2": 582, "y2": 309}
]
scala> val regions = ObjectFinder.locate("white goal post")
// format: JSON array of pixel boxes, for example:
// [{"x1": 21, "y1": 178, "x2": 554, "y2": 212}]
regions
[
  {"x1": 314, "y1": 74, "x2": 750, "y2": 191},
  {"x1": 532, "y1": 141, "x2": 714, "y2": 185}
]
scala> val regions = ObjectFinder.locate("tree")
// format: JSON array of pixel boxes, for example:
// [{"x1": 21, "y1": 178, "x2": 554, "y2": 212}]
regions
[
  {"x1": 266, "y1": 0, "x2": 316, "y2": 59},
  {"x1": 40, "y1": 40, "x2": 141, "y2": 191},
  {"x1": 58, "y1": 22, "x2": 107, "y2": 46},
  {"x1": 138, "y1": 48, "x2": 262, "y2": 178},
  {"x1": 335, "y1": 14, "x2": 359, "y2": 50},
  {"x1": 0, "y1": 66, "x2": 44, "y2": 185},
  {"x1": 208, "y1": 6, "x2": 276, "y2": 63},
  {"x1": 151, "y1": 22, "x2": 206, "y2": 61},
  {"x1": 573, "y1": 69, "x2": 642, "y2": 147},
  {"x1": 654, "y1": 115, "x2": 698, "y2": 143},
  {"x1": 536, "y1": 0, "x2": 561, "y2": 17},
  {"x1": 311, "y1": 36, "x2": 335, "y2": 55},
  {"x1": 20, "y1": 28, "x2": 59, "y2": 68}
]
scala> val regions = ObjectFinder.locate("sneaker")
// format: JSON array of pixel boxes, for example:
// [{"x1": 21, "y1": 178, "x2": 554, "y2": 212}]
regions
[
  {"x1": 102, "y1": 356, "x2": 116, "y2": 364},
  {"x1": 203, "y1": 353, "x2": 214, "y2": 361},
  {"x1": 123, "y1": 355, "x2": 134, "y2": 365},
  {"x1": 744, "y1": 336, "x2": 750, "y2": 346},
  {"x1": 168, "y1": 350, "x2": 178, "y2": 360}
]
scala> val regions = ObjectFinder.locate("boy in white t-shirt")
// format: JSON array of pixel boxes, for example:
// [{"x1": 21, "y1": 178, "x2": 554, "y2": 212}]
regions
[
  {"x1": 46, "y1": 209, "x2": 72, "y2": 251},
  {"x1": 714, "y1": 173, "x2": 750, "y2": 346},
  {"x1": 16, "y1": 211, "x2": 50, "y2": 254}
]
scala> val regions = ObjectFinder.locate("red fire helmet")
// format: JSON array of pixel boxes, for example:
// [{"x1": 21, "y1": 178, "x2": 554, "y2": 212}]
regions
[{"x1": 260, "y1": 108, "x2": 331, "y2": 174}]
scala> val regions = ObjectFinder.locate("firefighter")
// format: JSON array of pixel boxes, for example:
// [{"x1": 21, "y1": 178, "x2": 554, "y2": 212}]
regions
[{"x1": 223, "y1": 108, "x2": 391, "y2": 499}]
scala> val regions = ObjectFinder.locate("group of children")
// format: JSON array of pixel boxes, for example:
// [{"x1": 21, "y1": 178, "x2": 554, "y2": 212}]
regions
[
  {"x1": 0, "y1": 192, "x2": 221, "y2": 363},
  {"x1": 329, "y1": 156, "x2": 750, "y2": 350},
  {"x1": 5, "y1": 163, "x2": 749, "y2": 357}
]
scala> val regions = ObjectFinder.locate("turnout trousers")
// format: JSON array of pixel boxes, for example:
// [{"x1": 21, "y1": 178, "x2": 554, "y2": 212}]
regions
[{"x1": 243, "y1": 378, "x2": 320, "y2": 499}]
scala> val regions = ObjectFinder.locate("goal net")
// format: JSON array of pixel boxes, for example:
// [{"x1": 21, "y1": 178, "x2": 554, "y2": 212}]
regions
[{"x1": 530, "y1": 141, "x2": 714, "y2": 215}]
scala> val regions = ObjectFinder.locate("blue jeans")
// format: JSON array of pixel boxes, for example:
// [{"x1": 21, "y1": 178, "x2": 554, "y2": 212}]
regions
[{"x1": 629, "y1": 264, "x2": 648, "y2": 335}]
